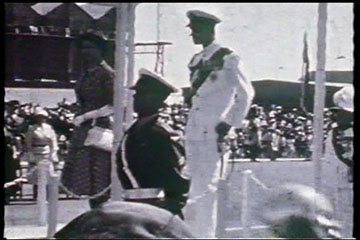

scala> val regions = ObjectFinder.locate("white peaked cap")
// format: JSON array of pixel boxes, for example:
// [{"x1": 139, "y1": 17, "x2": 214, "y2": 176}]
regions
[
  {"x1": 135, "y1": 68, "x2": 178, "y2": 93},
  {"x1": 333, "y1": 85, "x2": 354, "y2": 112},
  {"x1": 186, "y1": 10, "x2": 221, "y2": 24}
]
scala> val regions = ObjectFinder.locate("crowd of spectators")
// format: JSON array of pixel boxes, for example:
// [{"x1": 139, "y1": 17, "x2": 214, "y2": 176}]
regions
[
  {"x1": 5, "y1": 99, "x2": 334, "y2": 188},
  {"x1": 3, "y1": 98, "x2": 346, "y2": 204},
  {"x1": 159, "y1": 103, "x2": 334, "y2": 161},
  {"x1": 227, "y1": 105, "x2": 321, "y2": 160}
]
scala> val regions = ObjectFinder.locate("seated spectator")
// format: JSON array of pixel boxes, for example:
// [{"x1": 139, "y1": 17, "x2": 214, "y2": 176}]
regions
[
  {"x1": 295, "y1": 131, "x2": 309, "y2": 158},
  {"x1": 268, "y1": 104, "x2": 277, "y2": 119},
  {"x1": 268, "y1": 117, "x2": 277, "y2": 129},
  {"x1": 286, "y1": 133, "x2": 297, "y2": 158},
  {"x1": 261, "y1": 128, "x2": 273, "y2": 158}
]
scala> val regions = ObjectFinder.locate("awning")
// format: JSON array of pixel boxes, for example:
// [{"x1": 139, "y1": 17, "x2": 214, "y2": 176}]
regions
[
  {"x1": 27, "y1": 3, "x2": 116, "y2": 30},
  {"x1": 31, "y1": 3, "x2": 113, "y2": 19},
  {"x1": 251, "y1": 79, "x2": 347, "y2": 111}
]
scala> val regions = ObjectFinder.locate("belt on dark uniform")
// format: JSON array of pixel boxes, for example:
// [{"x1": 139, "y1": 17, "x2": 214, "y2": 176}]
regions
[{"x1": 121, "y1": 188, "x2": 165, "y2": 200}]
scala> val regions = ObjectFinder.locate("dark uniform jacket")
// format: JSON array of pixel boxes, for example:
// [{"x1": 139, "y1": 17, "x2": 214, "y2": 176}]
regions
[{"x1": 116, "y1": 114, "x2": 190, "y2": 216}]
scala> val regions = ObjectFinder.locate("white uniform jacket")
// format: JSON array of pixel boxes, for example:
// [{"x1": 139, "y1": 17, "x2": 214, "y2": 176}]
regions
[
  {"x1": 26, "y1": 122, "x2": 59, "y2": 162},
  {"x1": 185, "y1": 41, "x2": 255, "y2": 141}
]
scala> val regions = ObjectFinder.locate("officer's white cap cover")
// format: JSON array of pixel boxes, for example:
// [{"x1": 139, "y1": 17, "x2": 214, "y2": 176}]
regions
[
  {"x1": 186, "y1": 10, "x2": 221, "y2": 27},
  {"x1": 130, "y1": 68, "x2": 178, "y2": 93},
  {"x1": 332, "y1": 85, "x2": 354, "y2": 112}
]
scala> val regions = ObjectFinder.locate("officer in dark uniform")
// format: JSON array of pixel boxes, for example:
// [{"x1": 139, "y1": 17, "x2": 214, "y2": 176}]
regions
[{"x1": 116, "y1": 68, "x2": 190, "y2": 219}]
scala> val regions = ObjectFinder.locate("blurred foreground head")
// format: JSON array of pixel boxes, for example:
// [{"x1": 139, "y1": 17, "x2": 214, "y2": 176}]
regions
[
  {"x1": 258, "y1": 183, "x2": 341, "y2": 239},
  {"x1": 54, "y1": 201, "x2": 194, "y2": 239}
]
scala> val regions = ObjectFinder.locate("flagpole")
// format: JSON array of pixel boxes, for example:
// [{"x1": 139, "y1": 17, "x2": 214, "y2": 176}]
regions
[
  {"x1": 312, "y1": 2, "x2": 327, "y2": 194},
  {"x1": 300, "y1": 31, "x2": 310, "y2": 113},
  {"x1": 111, "y1": 3, "x2": 129, "y2": 201},
  {"x1": 124, "y1": 3, "x2": 137, "y2": 127}
]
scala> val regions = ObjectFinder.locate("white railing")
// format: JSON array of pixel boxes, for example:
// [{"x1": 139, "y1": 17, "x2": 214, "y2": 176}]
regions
[{"x1": 217, "y1": 168, "x2": 272, "y2": 238}]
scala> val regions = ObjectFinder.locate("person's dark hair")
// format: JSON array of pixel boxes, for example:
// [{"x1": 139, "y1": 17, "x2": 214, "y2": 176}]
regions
[{"x1": 74, "y1": 33, "x2": 108, "y2": 57}]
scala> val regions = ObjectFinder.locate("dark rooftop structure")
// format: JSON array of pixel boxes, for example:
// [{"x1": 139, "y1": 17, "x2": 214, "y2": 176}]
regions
[{"x1": 309, "y1": 71, "x2": 353, "y2": 84}]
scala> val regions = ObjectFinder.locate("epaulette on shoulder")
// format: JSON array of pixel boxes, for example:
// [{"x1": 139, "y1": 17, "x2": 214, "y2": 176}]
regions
[
  {"x1": 156, "y1": 117, "x2": 175, "y2": 134},
  {"x1": 208, "y1": 47, "x2": 234, "y2": 64},
  {"x1": 137, "y1": 114, "x2": 158, "y2": 128},
  {"x1": 158, "y1": 112, "x2": 169, "y2": 119},
  {"x1": 155, "y1": 117, "x2": 183, "y2": 140},
  {"x1": 219, "y1": 47, "x2": 233, "y2": 55}
]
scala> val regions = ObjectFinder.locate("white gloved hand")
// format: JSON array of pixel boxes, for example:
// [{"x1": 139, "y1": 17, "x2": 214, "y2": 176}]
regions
[
  {"x1": 51, "y1": 151, "x2": 59, "y2": 163},
  {"x1": 73, "y1": 115, "x2": 85, "y2": 127}
]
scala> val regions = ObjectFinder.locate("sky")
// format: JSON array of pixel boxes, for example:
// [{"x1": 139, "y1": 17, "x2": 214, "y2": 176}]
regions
[{"x1": 133, "y1": 3, "x2": 354, "y2": 88}]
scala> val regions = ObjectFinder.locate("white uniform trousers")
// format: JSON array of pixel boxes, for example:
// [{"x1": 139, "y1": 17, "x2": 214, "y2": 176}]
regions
[{"x1": 183, "y1": 138, "x2": 222, "y2": 238}]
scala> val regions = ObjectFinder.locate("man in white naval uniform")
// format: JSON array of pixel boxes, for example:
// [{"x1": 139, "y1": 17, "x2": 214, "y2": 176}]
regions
[{"x1": 182, "y1": 10, "x2": 255, "y2": 238}]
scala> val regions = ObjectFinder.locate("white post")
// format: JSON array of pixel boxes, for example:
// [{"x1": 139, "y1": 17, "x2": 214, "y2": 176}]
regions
[
  {"x1": 47, "y1": 173, "x2": 60, "y2": 238},
  {"x1": 216, "y1": 179, "x2": 228, "y2": 238},
  {"x1": 37, "y1": 160, "x2": 49, "y2": 226},
  {"x1": 312, "y1": 3, "x2": 327, "y2": 194},
  {"x1": 111, "y1": 3, "x2": 129, "y2": 201},
  {"x1": 240, "y1": 169, "x2": 252, "y2": 237},
  {"x1": 124, "y1": 3, "x2": 137, "y2": 127}
]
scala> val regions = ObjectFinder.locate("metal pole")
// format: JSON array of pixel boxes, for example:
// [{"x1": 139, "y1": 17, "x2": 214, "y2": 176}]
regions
[
  {"x1": 312, "y1": 3, "x2": 327, "y2": 194},
  {"x1": 156, "y1": 3, "x2": 160, "y2": 42},
  {"x1": 47, "y1": 173, "x2": 60, "y2": 238},
  {"x1": 300, "y1": 31, "x2": 310, "y2": 113},
  {"x1": 216, "y1": 178, "x2": 228, "y2": 237},
  {"x1": 37, "y1": 160, "x2": 49, "y2": 226},
  {"x1": 240, "y1": 169, "x2": 252, "y2": 237},
  {"x1": 124, "y1": 3, "x2": 137, "y2": 127},
  {"x1": 111, "y1": 3, "x2": 129, "y2": 201}
]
